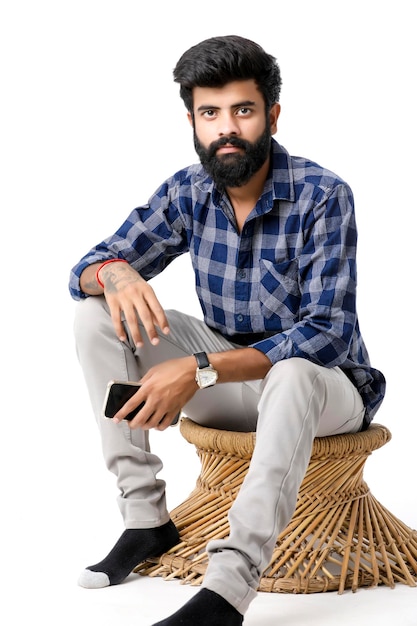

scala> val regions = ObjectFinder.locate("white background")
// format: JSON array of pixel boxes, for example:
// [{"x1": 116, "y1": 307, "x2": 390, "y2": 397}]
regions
[{"x1": 1, "y1": 1, "x2": 416, "y2": 624}]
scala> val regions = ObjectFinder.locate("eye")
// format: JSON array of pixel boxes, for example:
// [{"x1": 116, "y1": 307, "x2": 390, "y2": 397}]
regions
[
  {"x1": 236, "y1": 107, "x2": 252, "y2": 116},
  {"x1": 202, "y1": 109, "x2": 217, "y2": 118}
]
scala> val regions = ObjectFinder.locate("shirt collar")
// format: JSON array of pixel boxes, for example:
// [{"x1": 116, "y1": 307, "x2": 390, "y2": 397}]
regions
[
  {"x1": 269, "y1": 139, "x2": 295, "y2": 203},
  {"x1": 194, "y1": 138, "x2": 295, "y2": 208}
]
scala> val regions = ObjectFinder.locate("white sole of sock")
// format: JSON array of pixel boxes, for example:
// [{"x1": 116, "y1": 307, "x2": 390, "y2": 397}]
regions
[{"x1": 78, "y1": 569, "x2": 111, "y2": 589}]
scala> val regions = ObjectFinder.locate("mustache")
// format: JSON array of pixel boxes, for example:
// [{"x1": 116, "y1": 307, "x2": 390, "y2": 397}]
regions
[{"x1": 207, "y1": 135, "x2": 249, "y2": 157}]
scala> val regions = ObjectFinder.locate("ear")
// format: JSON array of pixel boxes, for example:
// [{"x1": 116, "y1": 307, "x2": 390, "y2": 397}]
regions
[
  {"x1": 187, "y1": 111, "x2": 193, "y2": 127},
  {"x1": 269, "y1": 103, "x2": 281, "y2": 135}
]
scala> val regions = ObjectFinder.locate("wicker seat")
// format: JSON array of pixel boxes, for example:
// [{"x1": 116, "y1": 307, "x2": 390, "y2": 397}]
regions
[{"x1": 137, "y1": 418, "x2": 417, "y2": 593}]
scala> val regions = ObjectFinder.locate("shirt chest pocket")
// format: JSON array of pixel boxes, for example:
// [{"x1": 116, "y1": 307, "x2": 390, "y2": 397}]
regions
[{"x1": 259, "y1": 258, "x2": 301, "y2": 320}]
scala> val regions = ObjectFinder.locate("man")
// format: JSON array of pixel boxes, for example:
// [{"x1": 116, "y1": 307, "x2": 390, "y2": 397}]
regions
[{"x1": 69, "y1": 35, "x2": 385, "y2": 625}]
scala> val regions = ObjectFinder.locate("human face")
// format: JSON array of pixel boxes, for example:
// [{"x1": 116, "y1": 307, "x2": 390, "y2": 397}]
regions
[{"x1": 188, "y1": 80, "x2": 280, "y2": 188}]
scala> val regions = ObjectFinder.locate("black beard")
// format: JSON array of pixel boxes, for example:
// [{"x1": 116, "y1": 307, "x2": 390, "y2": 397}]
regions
[{"x1": 194, "y1": 125, "x2": 271, "y2": 189}]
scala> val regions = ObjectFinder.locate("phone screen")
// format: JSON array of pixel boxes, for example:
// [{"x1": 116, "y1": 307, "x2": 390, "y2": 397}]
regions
[{"x1": 103, "y1": 381, "x2": 144, "y2": 421}]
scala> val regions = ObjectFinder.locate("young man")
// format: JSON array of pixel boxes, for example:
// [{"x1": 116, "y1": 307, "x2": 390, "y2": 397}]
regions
[{"x1": 69, "y1": 35, "x2": 385, "y2": 625}]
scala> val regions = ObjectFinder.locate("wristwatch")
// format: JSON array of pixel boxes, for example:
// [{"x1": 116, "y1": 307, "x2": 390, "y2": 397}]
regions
[{"x1": 193, "y1": 352, "x2": 218, "y2": 389}]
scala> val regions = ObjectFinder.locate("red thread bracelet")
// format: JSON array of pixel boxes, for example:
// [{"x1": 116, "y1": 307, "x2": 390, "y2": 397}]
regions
[{"x1": 96, "y1": 259, "x2": 128, "y2": 288}]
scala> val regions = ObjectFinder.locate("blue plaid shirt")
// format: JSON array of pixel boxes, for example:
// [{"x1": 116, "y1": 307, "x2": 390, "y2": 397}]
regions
[{"x1": 69, "y1": 139, "x2": 385, "y2": 423}]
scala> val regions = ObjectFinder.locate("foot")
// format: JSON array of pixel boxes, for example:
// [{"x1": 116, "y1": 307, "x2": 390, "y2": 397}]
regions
[
  {"x1": 78, "y1": 519, "x2": 179, "y2": 588},
  {"x1": 151, "y1": 588, "x2": 244, "y2": 625}
]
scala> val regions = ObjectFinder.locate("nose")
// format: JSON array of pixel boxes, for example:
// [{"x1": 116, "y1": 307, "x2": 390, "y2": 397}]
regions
[{"x1": 218, "y1": 112, "x2": 240, "y2": 136}]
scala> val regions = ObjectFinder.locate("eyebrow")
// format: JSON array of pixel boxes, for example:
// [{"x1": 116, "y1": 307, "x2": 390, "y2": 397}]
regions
[{"x1": 196, "y1": 100, "x2": 257, "y2": 112}]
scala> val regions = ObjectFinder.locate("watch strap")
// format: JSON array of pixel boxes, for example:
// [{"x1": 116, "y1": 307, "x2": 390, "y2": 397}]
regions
[{"x1": 193, "y1": 351, "x2": 210, "y2": 369}]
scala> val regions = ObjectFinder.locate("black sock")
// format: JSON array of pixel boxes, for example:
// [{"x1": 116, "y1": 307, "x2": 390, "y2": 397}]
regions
[
  {"x1": 151, "y1": 588, "x2": 244, "y2": 626},
  {"x1": 79, "y1": 519, "x2": 179, "y2": 588}
]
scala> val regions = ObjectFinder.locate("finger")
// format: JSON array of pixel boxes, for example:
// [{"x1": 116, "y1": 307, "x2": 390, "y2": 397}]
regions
[
  {"x1": 131, "y1": 296, "x2": 162, "y2": 347},
  {"x1": 155, "y1": 413, "x2": 176, "y2": 431},
  {"x1": 128, "y1": 404, "x2": 163, "y2": 430},
  {"x1": 142, "y1": 408, "x2": 180, "y2": 431},
  {"x1": 122, "y1": 303, "x2": 146, "y2": 346},
  {"x1": 129, "y1": 409, "x2": 156, "y2": 429},
  {"x1": 112, "y1": 388, "x2": 146, "y2": 423},
  {"x1": 106, "y1": 301, "x2": 129, "y2": 342},
  {"x1": 143, "y1": 290, "x2": 170, "y2": 337}
]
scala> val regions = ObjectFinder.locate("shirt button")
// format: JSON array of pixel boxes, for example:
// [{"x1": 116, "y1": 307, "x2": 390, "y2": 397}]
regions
[
  {"x1": 237, "y1": 269, "x2": 246, "y2": 279},
  {"x1": 237, "y1": 314, "x2": 244, "y2": 322}
]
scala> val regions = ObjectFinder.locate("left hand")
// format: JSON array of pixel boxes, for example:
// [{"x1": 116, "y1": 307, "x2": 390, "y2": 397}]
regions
[{"x1": 113, "y1": 356, "x2": 197, "y2": 431}]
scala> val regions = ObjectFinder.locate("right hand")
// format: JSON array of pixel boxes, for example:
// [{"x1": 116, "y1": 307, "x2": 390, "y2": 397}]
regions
[{"x1": 85, "y1": 261, "x2": 170, "y2": 346}]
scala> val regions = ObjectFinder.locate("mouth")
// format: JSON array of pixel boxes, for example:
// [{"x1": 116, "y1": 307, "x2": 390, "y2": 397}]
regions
[{"x1": 216, "y1": 144, "x2": 243, "y2": 155}]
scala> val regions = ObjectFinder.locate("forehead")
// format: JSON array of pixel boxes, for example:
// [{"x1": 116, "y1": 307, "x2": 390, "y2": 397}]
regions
[{"x1": 192, "y1": 79, "x2": 264, "y2": 111}]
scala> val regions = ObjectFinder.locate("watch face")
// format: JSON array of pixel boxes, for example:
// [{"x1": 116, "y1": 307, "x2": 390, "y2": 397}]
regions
[{"x1": 197, "y1": 368, "x2": 218, "y2": 388}]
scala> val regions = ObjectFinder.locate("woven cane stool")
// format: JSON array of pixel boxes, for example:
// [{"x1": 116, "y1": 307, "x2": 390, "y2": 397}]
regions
[{"x1": 137, "y1": 418, "x2": 417, "y2": 593}]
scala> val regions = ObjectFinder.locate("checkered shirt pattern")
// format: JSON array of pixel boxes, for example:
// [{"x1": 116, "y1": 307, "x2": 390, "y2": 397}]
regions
[{"x1": 69, "y1": 140, "x2": 385, "y2": 423}]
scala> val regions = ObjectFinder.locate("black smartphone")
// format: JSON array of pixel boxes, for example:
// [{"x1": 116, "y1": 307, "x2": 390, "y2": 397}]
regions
[{"x1": 102, "y1": 380, "x2": 145, "y2": 421}]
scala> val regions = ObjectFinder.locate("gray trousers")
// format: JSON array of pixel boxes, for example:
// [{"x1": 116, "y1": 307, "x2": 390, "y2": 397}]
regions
[{"x1": 74, "y1": 296, "x2": 365, "y2": 614}]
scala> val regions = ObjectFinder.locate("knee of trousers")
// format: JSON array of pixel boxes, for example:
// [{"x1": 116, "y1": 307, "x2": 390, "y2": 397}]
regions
[
  {"x1": 260, "y1": 357, "x2": 328, "y2": 411},
  {"x1": 264, "y1": 357, "x2": 325, "y2": 386},
  {"x1": 73, "y1": 296, "x2": 111, "y2": 348}
]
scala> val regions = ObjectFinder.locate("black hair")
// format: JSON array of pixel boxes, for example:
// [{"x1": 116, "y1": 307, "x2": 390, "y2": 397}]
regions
[{"x1": 173, "y1": 35, "x2": 282, "y2": 113}]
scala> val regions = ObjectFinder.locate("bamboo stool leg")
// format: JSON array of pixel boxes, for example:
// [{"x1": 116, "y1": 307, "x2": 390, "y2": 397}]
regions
[{"x1": 136, "y1": 419, "x2": 417, "y2": 594}]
